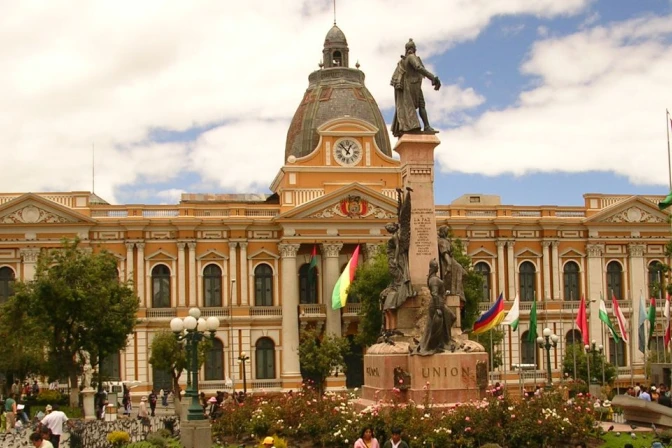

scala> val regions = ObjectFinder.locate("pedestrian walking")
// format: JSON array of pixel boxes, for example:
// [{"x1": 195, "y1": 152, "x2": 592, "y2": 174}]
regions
[
  {"x1": 354, "y1": 426, "x2": 380, "y2": 448},
  {"x1": 40, "y1": 404, "x2": 73, "y2": 448},
  {"x1": 148, "y1": 390, "x2": 157, "y2": 416}
]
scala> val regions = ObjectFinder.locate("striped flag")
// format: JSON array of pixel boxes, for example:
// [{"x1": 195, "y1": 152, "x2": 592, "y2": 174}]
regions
[
  {"x1": 612, "y1": 293, "x2": 629, "y2": 343},
  {"x1": 599, "y1": 298, "x2": 620, "y2": 342},
  {"x1": 331, "y1": 245, "x2": 360, "y2": 310},
  {"x1": 472, "y1": 293, "x2": 505, "y2": 335},
  {"x1": 664, "y1": 293, "x2": 670, "y2": 349},
  {"x1": 502, "y1": 294, "x2": 520, "y2": 331}
]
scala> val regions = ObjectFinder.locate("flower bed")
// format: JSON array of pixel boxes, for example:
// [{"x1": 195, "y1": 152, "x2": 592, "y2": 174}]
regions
[{"x1": 212, "y1": 386, "x2": 599, "y2": 447}]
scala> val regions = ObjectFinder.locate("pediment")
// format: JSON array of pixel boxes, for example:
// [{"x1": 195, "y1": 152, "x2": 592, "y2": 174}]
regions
[
  {"x1": 0, "y1": 193, "x2": 95, "y2": 225},
  {"x1": 469, "y1": 247, "x2": 496, "y2": 258},
  {"x1": 515, "y1": 248, "x2": 542, "y2": 258},
  {"x1": 144, "y1": 249, "x2": 177, "y2": 261},
  {"x1": 248, "y1": 248, "x2": 279, "y2": 260},
  {"x1": 278, "y1": 183, "x2": 398, "y2": 220},
  {"x1": 560, "y1": 248, "x2": 585, "y2": 258},
  {"x1": 196, "y1": 249, "x2": 229, "y2": 261},
  {"x1": 586, "y1": 196, "x2": 668, "y2": 224}
]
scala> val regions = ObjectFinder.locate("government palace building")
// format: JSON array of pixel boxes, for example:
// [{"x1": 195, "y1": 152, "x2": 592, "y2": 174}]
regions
[{"x1": 0, "y1": 25, "x2": 668, "y2": 395}]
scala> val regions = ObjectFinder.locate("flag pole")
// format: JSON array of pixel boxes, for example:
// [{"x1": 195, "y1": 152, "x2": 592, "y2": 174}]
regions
[
  {"x1": 502, "y1": 324, "x2": 508, "y2": 389},
  {"x1": 571, "y1": 290, "x2": 577, "y2": 380},
  {"x1": 667, "y1": 109, "x2": 671, "y2": 191},
  {"x1": 533, "y1": 291, "x2": 537, "y2": 389},
  {"x1": 629, "y1": 289, "x2": 634, "y2": 387}
]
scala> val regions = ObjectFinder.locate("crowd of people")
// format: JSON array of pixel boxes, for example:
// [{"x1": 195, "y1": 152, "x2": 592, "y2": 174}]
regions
[{"x1": 623, "y1": 382, "x2": 672, "y2": 406}]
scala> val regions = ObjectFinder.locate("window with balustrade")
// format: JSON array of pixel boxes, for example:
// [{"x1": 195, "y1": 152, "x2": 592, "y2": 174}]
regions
[
  {"x1": 521, "y1": 331, "x2": 538, "y2": 367},
  {"x1": 608, "y1": 337, "x2": 627, "y2": 367},
  {"x1": 474, "y1": 262, "x2": 491, "y2": 302},
  {"x1": 255, "y1": 337, "x2": 275, "y2": 379},
  {"x1": 205, "y1": 338, "x2": 224, "y2": 380},
  {"x1": 254, "y1": 264, "x2": 274, "y2": 306},
  {"x1": 563, "y1": 261, "x2": 580, "y2": 301},
  {"x1": 0, "y1": 267, "x2": 15, "y2": 304},
  {"x1": 519, "y1": 261, "x2": 536, "y2": 302},
  {"x1": 203, "y1": 264, "x2": 222, "y2": 307},
  {"x1": 606, "y1": 261, "x2": 623, "y2": 300},
  {"x1": 151, "y1": 264, "x2": 171, "y2": 308},
  {"x1": 299, "y1": 263, "x2": 318, "y2": 304}
]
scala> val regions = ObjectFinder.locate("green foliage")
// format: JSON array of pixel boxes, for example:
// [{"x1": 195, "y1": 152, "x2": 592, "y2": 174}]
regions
[
  {"x1": 447, "y1": 231, "x2": 483, "y2": 330},
  {"x1": 34, "y1": 390, "x2": 63, "y2": 405},
  {"x1": 298, "y1": 328, "x2": 350, "y2": 395},
  {"x1": 348, "y1": 249, "x2": 391, "y2": 346},
  {"x1": 470, "y1": 328, "x2": 504, "y2": 369},
  {"x1": 149, "y1": 331, "x2": 187, "y2": 400},
  {"x1": 107, "y1": 430, "x2": 130, "y2": 447},
  {"x1": 562, "y1": 343, "x2": 617, "y2": 385},
  {"x1": 5, "y1": 239, "x2": 139, "y2": 406}
]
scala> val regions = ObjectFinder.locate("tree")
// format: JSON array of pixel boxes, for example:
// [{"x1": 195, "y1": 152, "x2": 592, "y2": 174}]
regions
[
  {"x1": 298, "y1": 328, "x2": 349, "y2": 395},
  {"x1": 8, "y1": 238, "x2": 139, "y2": 406},
  {"x1": 348, "y1": 249, "x2": 391, "y2": 346},
  {"x1": 562, "y1": 343, "x2": 616, "y2": 385},
  {"x1": 471, "y1": 328, "x2": 504, "y2": 369}
]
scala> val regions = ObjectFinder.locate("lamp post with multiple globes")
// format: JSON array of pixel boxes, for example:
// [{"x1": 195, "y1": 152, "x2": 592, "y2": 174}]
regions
[
  {"x1": 170, "y1": 307, "x2": 220, "y2": 421},
  {"x1": 536, "y1": 328, "x2": 559, "y2": 388},
  {"x1": 585, "y1": 340, "x2": 602, "y2": 385},
  {"x1": 238, "y1": 352, "x2": 250, "y2": 396}
]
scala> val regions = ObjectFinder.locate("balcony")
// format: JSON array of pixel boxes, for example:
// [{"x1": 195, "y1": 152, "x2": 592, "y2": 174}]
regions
[
  {"x1": 201, "y1": 307, "x2": 231, "y2": 318},
  {"x1": 146, "y1": 308, "x2": 177, "y2": 319},
  {"x1": 342, "y1": 302, "x2": 362, "y2": 317},
  {"x1": 251, "y1": 379, "x2": 283, "y2": 390},
  {"x1": 299, "y1": 304, "x2": 326, "y2": 323},
  {"x1": 250, "y1": 306, "x2": 283, "y2": 317}
]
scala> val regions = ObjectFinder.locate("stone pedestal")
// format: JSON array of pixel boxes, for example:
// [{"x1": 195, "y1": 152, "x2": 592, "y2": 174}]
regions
[
  {"x1": 81, "y1": 388, "x2": 96, "y2": 421},
  {"x1": 181, "y1": 420, "x2": 213, "y2": 448},
  {"x1": 394, "y1": 133, "x2": 441, "y2": 286}
]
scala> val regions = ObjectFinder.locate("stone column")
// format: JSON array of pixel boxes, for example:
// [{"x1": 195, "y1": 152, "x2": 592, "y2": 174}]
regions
[
  {"x1": 322, "y1": 243, "x2": 343, "y2": 336},
  {"x1": 239, "y1": 242, "x2": 249, "y2": 306},
  {"x1": 552, "y1": 241, "x2": 561, "y2": 300},
  {"x1": 365, "y1": 243, "x2": 382, "y2": 263},
  {"x1": 542, "y1": 241, "x2": 551, "y2": 300},
  {"x1": 279, "y1": 243, "x2": 301, "y2": 385},
  {"x1": 229, "y1": 242, "x2": 238, "y2": 305},
  {"x1": 19, "y1": 248, "x2": 40, "y2": 281},
  {"x1": 177, "y1": 243, "x2": 187, "y2": 307},
  {"x1": 393, "y1": 134, "x2": 440, "y2": 285},
  {"x1": 136, "y1": 243, "x2": 145, "y2": 308},
  {"x1": 125, "y1": 242, "x2": 134, "y2": 283},
  {"x1": 506, "y1": 240, "x2": 516, "y2": 299},
  {"x1": 629, "y1": 243, "x2": 646, "y2": 364},
  {"x1": 188, "y1": 242, "x2": 197, "y2": 307},
  {"x1": 586, "y1": 244, "x2": 604, "y2": 345},
  {"x1": 496, "y1": 240, "x2": 506, "y2": 297}
]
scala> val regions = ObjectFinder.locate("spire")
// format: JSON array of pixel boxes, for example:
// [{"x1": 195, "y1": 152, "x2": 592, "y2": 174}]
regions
[{"x1": 322, "y1": 25, "x2": 349, "y2": 68}]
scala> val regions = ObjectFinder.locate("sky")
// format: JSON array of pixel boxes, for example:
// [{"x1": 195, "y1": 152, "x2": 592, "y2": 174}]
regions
[{"x1": 2, "y1": 0, "x2": 672, "y2": 206}]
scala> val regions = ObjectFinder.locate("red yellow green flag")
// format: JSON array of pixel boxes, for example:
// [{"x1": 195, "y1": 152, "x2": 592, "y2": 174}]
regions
[{"x1": 331, "y1": 245, "x2": 360, "y2": 310}]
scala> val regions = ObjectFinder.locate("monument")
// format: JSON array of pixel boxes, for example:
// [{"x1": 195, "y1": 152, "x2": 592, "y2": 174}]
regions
[{"x1": 361, "y1": 39, "x2": 487, "y2": 406}]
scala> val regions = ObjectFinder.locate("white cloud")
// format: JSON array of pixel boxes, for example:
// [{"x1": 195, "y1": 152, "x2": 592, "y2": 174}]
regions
[
  {"x1": 437, "y1": 14, "x2": 672, "y2": 186},
  {"x1": 0, "y1": 0, "x2": 592, "y2": 203}
]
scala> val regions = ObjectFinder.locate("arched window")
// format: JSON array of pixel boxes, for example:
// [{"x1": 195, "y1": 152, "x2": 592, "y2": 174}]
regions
[
  {"x1": 563, "y1": 261, "x2": 580, "y2": 301},
  {"x1": 648, "y1": 261, "x2": 663, "y2": 298},
  {"x1": 203, "y1": 264, "x2": 222, "y2": 307},
  {"x1": 254, "y1": 264, "x2": 273, "y2": 306},
  {"x1": 0, "y1": 267, "x2": 15, "y2": 304},
  {"x1": 255, "y1": 338, "x2": 275, "y2": 379},
  {"x1": 299, "y1": 263, "x2": 318, "y2": 304},
  {"x1": 565, "y1": 329, "x2": 582, "y2": 346},
  {"x1": 474, "y1": 262, "x2": 491, "y2": 302},
  {"x1": 606, "y1": 261, "x2": 623, "y2": 300},
  {"x1": 521, "y1": 331, "x2": 537, "y2": 366},
  {"x1": 205, "y1": 339, "x2": 224, "y2": 380},
  {"x1": 333, "y1": 50, "x2": 342, "y2": 66},
  {"x1": 519, "y1": 261, "x2": 536, "y2": 302},
  {"x1": 100, "y1": 351, "x2": 121, "y2": 381},
  {"x1": 608, "y1": 337, "x2": 626, "y2": 367},
  {"x1": 151, "y1": 264, "x2": 171, "y2": 308}
]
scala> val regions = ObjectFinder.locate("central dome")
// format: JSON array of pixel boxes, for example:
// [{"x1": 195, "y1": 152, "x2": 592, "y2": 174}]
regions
[{"x1": 285, "y1": 26, "x2": 392, "y2": 160}]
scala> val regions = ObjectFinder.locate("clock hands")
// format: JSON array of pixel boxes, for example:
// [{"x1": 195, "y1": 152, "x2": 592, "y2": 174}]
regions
[{"x1": 339, "y1": 142, "x2": 351, "y2": 156}]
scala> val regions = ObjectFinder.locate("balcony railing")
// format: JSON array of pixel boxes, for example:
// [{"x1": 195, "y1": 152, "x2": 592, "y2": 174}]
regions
[
  {"x1": 343, "y1": 303, "x2": 363, "y2": 316},
  {"x1": 251, "y1": 380, "x2": 283, "y2": 390},
  {"x1": 299, "y1": 304, "x2": 326, "y2": 316},
  {"x1": 250, "y1": 306, "x2": 283, "y2": 317},
  {"x1": 201, "y1": 307, "x2": 231, "y2": 318},
  {"x1": 146, "y1": 308, "x2": 177, "y2": 319}
]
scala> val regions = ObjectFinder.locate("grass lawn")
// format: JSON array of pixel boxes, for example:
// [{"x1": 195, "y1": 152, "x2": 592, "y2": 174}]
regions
[{"x1": 598, "y1": 430, "x2": 662, "y2": 447}]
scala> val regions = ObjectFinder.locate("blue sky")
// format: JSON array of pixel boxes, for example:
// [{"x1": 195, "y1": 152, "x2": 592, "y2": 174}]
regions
[{"x1": 2, "y1": 1, "x2": 672, "y2": 206}]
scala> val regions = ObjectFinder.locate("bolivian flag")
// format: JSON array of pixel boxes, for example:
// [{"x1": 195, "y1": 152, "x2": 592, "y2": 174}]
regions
[
  {"x1": 331, "y1": 245, "x2": 360, "y2": 310},
  {"x1": 472, "y1": 293, "x2": 505, "y2": 335}
]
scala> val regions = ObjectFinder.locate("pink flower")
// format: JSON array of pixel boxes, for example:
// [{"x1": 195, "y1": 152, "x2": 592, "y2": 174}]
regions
[
  {"x1": 399, "y1": 379, "x2": 404, "y2": 384},
  {"x1": 465, "y1": 427, "x2": 472, "y2": 432},
  {"x1": 465, "y1": 416, "x2": 470, "y2": 422}
]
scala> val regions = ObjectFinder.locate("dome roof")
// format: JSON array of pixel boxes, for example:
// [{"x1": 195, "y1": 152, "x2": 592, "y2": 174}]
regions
[
  {"x1": 324, "y1": 25, "x2": 347, "y2": 46},
  {"x1": 284, "y1": 26, "x2": 391, "y2": 160}
]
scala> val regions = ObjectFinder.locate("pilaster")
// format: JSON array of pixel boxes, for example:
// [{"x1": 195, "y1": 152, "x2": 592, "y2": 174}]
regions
[
  {"x1": 229, "y1": 242, "x2": 238, "y2": 305},
  {"x1": 495, "y1": 240, "x2": 506, "y2": 297},
  {"x1": 506, "y1": 240, "x2": 516, "y2": 299},
  {"x1": 187, "y1": 242, "x2": 197, "y2": 307},
  {"x1": 629, "y1": 243, "x2": 647, "y2": 364},
  {"x1": 125, "y1": 242, "x2": 135, "y2": 283},
  {"x1": 365, "y1": 243, "x2": 382, "y2": 262},
  {"x1": 542, "y1": 241, "x2": 551, "y2": 300},
  {"x1": 177, "y1": 242, "x2": 187, "y2": 307},
  {"x1": 586, "y1": 243, "x2": 604, "y2": 345},
  {"x1": 239, "y1": 242, "x2": 249, "y2": 306},
  {"x1": 551, "y1": 241, "x2": 560, "y2": 300},
  {"x1": 136, "y1": 243, "x2": 145, "y2": 308},
  {"x1": 19, "y1": 248, "x2": 40, "y2": 281},
  {"x1": 279, "y1": 243, "x2": 302, "y2": 387}
]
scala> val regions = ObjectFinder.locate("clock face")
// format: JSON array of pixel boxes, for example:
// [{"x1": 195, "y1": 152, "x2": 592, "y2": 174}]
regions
[{"x1": 333, "y1": 138, "x2": 363, "y2": 166}]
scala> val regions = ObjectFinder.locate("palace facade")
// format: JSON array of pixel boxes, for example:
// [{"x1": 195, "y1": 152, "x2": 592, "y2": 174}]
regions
[{"x1": 0, "y1": 25, "x2": 668, "y2": 394}]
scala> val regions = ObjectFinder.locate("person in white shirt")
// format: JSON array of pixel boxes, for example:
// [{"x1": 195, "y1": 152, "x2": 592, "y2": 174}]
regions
[
  {"x1": 40, "y1": 405, "x2": 72, "y2": 448},
  {"x1": 30, "y1": 431, "x2": 54, "y2": 448},
  {"x1": 639, "y1": 388, "x2": 652, "y2": 402}
]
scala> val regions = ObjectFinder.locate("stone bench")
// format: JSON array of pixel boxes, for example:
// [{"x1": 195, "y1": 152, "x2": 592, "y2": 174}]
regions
[{"x1": 612, "y1": 395, "x2": 672, "y2": 427}]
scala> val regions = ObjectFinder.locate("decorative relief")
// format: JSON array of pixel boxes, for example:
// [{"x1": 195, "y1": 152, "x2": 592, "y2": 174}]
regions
[
  {"x1": 604, "y1": 206, "x2": 666, "y2": 223},
  {"x1": 309, "y1": 196, "x2": 394, "y2": 219},
  {"x1": 495, "y1": 240, "x2": 507, "y2": 249},
  {"x1": 586, "y1": 244, "x2": 603, "y2": 257},
  {"x1": 136, "y1": 242, "x2": 145, "y2": 251},
  {"x1": 278, "y1": 243, "x2": 300, "y2": 258},
  {"x1": 541, "y1": 241, "x2": 552, "y2": 248},
  {"x1": 365, "y1": 243, "x2": 382, "y2": 259},
  {"x1": 321, "y1": 243, "x2": 343, "y2": 258},
  {"x1": 176, "y1": 242, "x2": 186, "y2": 251},
  {"x1": 187, "y1": 242, "x2": 197, "y2": 251},
  {"x1": 506, "y1": 240, "x2": 515, "y2": 248},
  {"x1": 628, "y1": 243, "x2": 645, "y2": 257},
  {"x1": 2, "y1": 205, "x2": 71, "y2": 224},
  {"x1": 19, "y1": 248, "x2": 40, "y2": 263}
]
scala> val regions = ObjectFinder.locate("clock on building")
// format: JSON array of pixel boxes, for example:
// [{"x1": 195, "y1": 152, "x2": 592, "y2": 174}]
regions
[{"x1": 333, "y1": 138, "x2": 363, "y2": 166}]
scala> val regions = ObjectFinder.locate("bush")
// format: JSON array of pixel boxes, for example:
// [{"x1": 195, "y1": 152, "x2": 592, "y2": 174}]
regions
[
  {"x1": 107, "y1": 430, "x2": 130, "y2": 447},
  {"x1": 34, "y1": 390, "x2": 63, "y2": 405}
]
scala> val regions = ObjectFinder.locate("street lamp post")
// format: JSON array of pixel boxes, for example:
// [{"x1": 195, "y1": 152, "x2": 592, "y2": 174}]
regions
[
  {"x1": 585, "y1": 340, "x2": 601, "y2": 386},
  {"x1": 170, "y1": 307, "x2": 220, "y2": 421},
  {"x1": 536, "y1": 328, "x2": 559, "y2": 388},
  {"x1": 238, "y1": 352, "x2": 250, "y2": 396},
  {"x1": 599, "y1": 344, "x2": 605, "y2": 385}
]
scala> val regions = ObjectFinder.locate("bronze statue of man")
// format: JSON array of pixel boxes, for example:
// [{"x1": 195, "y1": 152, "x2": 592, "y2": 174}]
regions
[
  {"x1": 437, "y1": 225, "x2": 466, "y2": 300},
  {"x1": 391, "y1": 38, "x2": 441, "y2": 137},
  {"x1": 414, "y1": 259, "x2": 455, "y2": 356}
]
